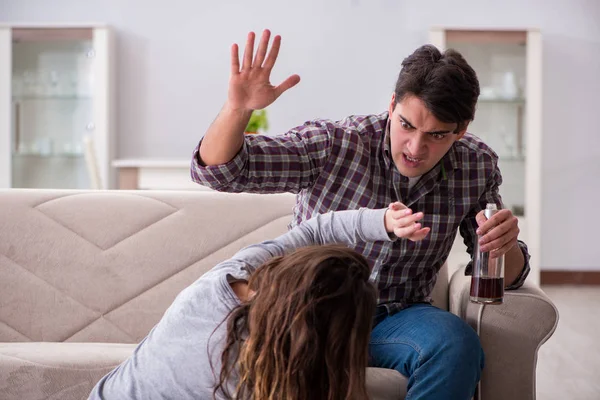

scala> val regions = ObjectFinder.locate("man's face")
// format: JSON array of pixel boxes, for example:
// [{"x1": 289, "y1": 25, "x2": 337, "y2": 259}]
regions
[{"x1": 388, "y1": 94, "x2": 467, "y2": 177}]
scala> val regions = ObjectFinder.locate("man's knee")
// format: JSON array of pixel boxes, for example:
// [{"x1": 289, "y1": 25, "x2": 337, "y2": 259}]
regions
[{"x1": 427, "y1": 314, "x2": 485, "y2": 374}]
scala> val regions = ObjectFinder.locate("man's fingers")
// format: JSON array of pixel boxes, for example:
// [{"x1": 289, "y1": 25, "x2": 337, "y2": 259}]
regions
[
  {"x1": 476, "y1": 209, "x2": 512, "y2": 235},
  {"x1": 491, "y1": 241, "x2": 516, "y2": 259},
  {"x1": 241, "y1": 31, "x2": 255, "y2": 71},
  {"x1": 274, "y1": 74, "x2": 301, "y2": 98},
  {"x1": 480, "y1": 224, "x2": 519, "y2": 252},
  {"x1": 480, "y1": 235, "x2": 509, "y2": 253},
  {"x1": 253, "y1": 29, "x2": 271, "y2": 67},
  {"x1": 230, "y1": 43, "x2": 240, "y2": 75},
  {"x1": 475, "y1": 210, "x2": 487, "y2": 231},
  {"x1": 480, "y1": 222, "x2": 511, "y2": 245},
  {"x1": 263, "y1": 35, "x2": 281, "y2": 70},
  {"x1": 480, "y1": 215, "x2": 518, "y2": 247}
]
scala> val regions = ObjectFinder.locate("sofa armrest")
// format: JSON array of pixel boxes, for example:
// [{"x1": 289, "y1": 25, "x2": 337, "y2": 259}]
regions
[{"x1": 448, "y1": 266, "x2": 559, "y2": 400}]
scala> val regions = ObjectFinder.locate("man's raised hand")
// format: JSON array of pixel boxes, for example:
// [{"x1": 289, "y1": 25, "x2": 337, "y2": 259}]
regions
[{"x1": 227, "y1": 30, "x2": 300, "y2": 112}]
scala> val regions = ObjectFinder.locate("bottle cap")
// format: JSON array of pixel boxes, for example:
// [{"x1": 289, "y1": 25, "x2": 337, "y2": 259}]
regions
[{"x1": 484, "y1": 203, "x2": 499, "y2": 219}]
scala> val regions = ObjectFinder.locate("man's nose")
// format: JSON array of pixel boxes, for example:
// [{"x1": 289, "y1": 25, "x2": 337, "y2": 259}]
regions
[{"x1": 408, "y1": 132, "x2": 426, "y2": 154}]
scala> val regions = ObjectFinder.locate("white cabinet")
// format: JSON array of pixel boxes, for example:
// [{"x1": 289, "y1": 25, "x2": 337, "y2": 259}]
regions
[
  {"x1": 0, "y1": 24, "x2": 115, "y2": 189},
  {"x1": 430, "y1": 28, "x2": 543, "y2": 285},
  {"x1": 112, "y1": 159, "x2": 213, "y2": 191}
]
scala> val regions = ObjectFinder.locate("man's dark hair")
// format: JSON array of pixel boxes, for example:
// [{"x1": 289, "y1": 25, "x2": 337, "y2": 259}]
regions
[{"x1": 394, "y1": 44, "x2": 480, "y2": 132}]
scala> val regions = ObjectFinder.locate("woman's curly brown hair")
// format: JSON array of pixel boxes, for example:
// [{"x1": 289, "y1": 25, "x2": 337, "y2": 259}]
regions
[{"x1": 214, "y1": 244, "x2": 377, "y2": 400}]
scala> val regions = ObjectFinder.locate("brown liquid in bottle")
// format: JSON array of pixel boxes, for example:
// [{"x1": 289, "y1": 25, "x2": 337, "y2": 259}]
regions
[{"x1": 470, "y1": 277, "x2": 504, "y2": 304}]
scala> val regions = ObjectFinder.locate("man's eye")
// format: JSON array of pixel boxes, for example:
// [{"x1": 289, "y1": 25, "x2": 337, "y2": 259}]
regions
[
  {"x1": 400, "y1": 121, "x2": 410, "y2": 130},
  {"x1": 431, "y1": 133, "x2": 446, "y2": 140}
]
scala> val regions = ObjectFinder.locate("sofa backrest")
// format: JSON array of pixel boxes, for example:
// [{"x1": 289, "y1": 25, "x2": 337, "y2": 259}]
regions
[{"x1": 0, "y1": 189, "x2": 448, "y2": 343}]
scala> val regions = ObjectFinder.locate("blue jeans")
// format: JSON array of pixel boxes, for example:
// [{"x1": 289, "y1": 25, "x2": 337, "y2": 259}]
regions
[{"x1": 369, "y1": 303, "x2": 484, "y2": 400}]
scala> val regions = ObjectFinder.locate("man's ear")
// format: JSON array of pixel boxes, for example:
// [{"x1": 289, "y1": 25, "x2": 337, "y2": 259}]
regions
[
  {"x1": 389, "y1": 93, "x2": 397, "y2": 115},
  {"x1": 454, "y1": 122, "x2": 469, "y2": 140}
]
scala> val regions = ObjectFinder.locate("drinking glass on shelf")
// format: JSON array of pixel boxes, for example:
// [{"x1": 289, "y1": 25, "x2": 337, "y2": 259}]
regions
[
  {"x1": 48, "y1": 70, "x2": 60, "y2": 96},
  {"x1": 63, "y1": 142, "x2": 74, "y2": 155},
  {"x1": 501, "y1": 132, "x2": 516, "y2": 159},
  {"x1": 22, "y1": 70, "x2": 35, "y2": 96},
  {"x1": 35, "y1": 70, "x2": 50, "y2": 96},
  {"x1": 501, "y1": 71, "x2": 519, "y2": 99},
  {"x1": 68, "y1": 72, "x2": 80, "y2": 97},
  {"x1": 12, "y1": 74, "x2": 23, "y2": 97},
  {"x1": 17, "y1": 142, "x2": 30, "y2": 154},
  {"x1": 37, "y1": 137, "x2": 54, "y2": 155}
]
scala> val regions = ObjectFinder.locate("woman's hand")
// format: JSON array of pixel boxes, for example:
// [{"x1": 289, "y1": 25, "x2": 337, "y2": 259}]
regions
[{"x1": 384, "y1": 202, "x2": 431, "y2": 241}]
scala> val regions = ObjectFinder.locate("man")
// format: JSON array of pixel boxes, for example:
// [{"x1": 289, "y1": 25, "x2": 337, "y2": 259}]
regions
[{"x1": 191, "y1": 29, "x2": 530, "y2": 400}]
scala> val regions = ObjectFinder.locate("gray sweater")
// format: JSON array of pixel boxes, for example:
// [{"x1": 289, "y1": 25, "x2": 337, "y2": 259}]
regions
[{"x1": 89, "y1": 207, "x2": 393, "y2": 399}]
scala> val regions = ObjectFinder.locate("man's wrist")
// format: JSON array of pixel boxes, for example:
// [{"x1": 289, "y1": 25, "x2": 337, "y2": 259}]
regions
[
  {"x1": 223, "y1": 101, "x2": 253, "y2": 117},
  {"x1": 504, "y1": 241, "x2": 528, "y2": 288}
]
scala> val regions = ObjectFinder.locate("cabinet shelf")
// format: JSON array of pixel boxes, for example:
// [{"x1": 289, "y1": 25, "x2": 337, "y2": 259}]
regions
[
  {"x1": 13, "y1": 151, "x2": 84, "y2": 158},
  {"x1": 498, "y1": 155, "x2": 526, "y2": 162},
  {"x1": 1, "y1": 25, "x2": 114, "y2": 190},
  {"x1": 478, "y1": 97, "x2": 525, "y2": 104},
  {"x1": 13, "y1": 95, "x2": 92, "y2": 101}
]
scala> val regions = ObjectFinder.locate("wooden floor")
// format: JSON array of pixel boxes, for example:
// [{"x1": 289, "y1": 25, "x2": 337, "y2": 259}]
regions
[{"x1": 536, "y1": 285, "x2": 600, "y2": 399}]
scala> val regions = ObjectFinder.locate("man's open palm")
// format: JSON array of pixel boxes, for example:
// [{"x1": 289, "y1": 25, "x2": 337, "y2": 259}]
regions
[{"x1": 228, "y1": 30, "x2": 300, "y2": 111}]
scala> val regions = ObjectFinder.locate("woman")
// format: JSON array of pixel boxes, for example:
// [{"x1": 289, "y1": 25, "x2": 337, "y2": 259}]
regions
[
  {"x1": 89, "y1": 204, "x2": 410, "y2": 399},
  {"x1": 215, "y1": 244, "x2": 375, "y2": 400}
]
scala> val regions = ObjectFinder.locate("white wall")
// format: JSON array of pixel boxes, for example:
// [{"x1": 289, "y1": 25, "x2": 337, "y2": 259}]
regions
[{"x1": 1, "y1": 0, "x2": 599, "y2": 270}]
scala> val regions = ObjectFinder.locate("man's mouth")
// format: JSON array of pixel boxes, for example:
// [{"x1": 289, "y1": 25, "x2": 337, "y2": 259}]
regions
[
  {"x1": 404, "y1": 153, "x2": 423, "y2": 163},
  {"x1": 401, "y1": 152, "x2": 427, "y2": 169}
]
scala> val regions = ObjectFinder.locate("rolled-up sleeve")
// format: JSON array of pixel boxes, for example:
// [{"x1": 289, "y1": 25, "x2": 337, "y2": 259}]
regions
[
  {"x1": 190, "y1": 138, "x2": 250, "y2": 191},
  {"x1": 190, "y1": 121, "x2": 334, "y2": 193},
  {"x1": 505, "y1": 240, "x2": 531, "y2": 289}
]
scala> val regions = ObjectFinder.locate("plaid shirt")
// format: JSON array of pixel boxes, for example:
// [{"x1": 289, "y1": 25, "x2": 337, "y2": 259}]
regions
[{"x1": 191, "y1": 112, "x2": 530, "y2": 314}]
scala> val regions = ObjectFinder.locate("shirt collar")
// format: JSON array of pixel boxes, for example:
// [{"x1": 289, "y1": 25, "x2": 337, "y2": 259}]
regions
[{"x1": 383, "y1": 113, "x2": 393, "y2": 170}]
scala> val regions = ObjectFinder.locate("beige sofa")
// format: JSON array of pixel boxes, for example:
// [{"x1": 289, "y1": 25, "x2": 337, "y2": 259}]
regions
[{"x1": 0, "y1": 189, "x2": 558, "y2": 400}]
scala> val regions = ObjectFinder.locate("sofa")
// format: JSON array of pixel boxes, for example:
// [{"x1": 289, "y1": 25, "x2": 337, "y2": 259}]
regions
[{"x1": 0, "y1": 189, "x2": 559, "y2": 400}]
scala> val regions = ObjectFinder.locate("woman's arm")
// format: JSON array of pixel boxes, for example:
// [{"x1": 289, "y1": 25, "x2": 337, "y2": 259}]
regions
[{"x1": 208, "y1": 208, "x2": 393, "y2": 278}]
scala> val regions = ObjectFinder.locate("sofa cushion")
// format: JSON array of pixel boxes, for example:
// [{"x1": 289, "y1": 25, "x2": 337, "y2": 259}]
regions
[
  {"x1": 367, "y1": 367, "x2": 408, "y2": 399},
  {"x1": 0, "y1": 190, "x2": 298, "y2": 343},
  {"x1": 0, "y1": 342, "x2": 135, "y2": 400},
  {"x1": 0, "y1": 343, "x2": 408, "y2": 400}
]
